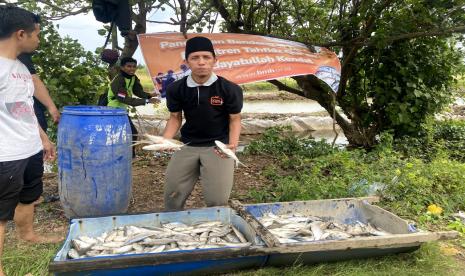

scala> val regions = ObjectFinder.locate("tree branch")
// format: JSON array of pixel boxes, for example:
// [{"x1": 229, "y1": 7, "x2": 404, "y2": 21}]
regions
[
  {"x1": 211, "y1": 0, "x2": 241, "y2": 32},
  {"x1": 186, "y1": 3, "x2": 214, "y2": 27},
  {"x1": 147, "y1": 20, "x2": 180, "y2": 25},
  {"x1": 36, "y1": 0, "x2": 91, "y2": 20},
  {"x1": 267, "y1": 79, "x2": 305, "y2": 98},
  {"x1": 379, "y1": 25, "x2": 465, "y2": 44}
]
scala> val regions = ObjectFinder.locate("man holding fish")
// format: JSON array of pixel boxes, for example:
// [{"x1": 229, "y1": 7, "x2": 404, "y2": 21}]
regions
[{"x1": 161, "y1": 36, "x2": 243, "y2": 211}]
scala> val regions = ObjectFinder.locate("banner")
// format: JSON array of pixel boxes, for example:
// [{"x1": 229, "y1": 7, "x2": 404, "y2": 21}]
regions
[{"x1": 138, "y1": 33, "x2": 341, "y2": 94}]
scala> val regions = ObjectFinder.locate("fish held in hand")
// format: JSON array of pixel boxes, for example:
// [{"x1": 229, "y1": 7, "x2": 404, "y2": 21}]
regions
[
  {"x1": 214, "y1": 140, "x2": 245, "y2": 167},
  {"x1": 142, "y1": 141, "x2": 183, "y2": 152}
]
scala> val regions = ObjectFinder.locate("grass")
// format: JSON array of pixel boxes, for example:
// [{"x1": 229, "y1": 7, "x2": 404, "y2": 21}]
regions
[
  {"x1": 235, "y1": 243, "x2": 463, "y2": 276},
  {"x1": 3, "y1": 242, "x2": 60, "y2": 276},
  {"x1": 1, "y1": 241, "x2": 463, "y2": 275}
]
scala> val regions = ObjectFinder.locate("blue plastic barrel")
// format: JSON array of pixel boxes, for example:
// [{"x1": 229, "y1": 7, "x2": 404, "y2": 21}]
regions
[{"x1": 57, "y1": 106, "x2": 132, "y2": 218}]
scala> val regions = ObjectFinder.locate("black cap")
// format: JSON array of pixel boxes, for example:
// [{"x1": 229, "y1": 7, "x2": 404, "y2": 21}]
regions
[{"x1": 185, "y1": 36, "x2": 215, "y2": 60}]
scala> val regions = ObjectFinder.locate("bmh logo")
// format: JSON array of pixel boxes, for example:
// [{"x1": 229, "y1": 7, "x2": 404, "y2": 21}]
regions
[{"x1": 210, "y1": 96, "x2": 224, "y2": 106}]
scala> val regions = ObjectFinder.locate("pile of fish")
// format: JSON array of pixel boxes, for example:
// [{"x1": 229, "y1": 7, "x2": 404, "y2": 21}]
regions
[
  {"x1": 215, "y1": 140, "x2": 244, "y2": 167},
  {"x1": 67, "y1": 221, "x2": 250, "y2": 259},
  {"x1": 257, "y1": 213, "x2": 391, "y2": 243}
]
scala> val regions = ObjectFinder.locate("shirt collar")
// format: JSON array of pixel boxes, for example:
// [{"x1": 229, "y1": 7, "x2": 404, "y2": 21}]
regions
[{"x1": 187, "y1": 73, "x2": 218, "y2": 87}]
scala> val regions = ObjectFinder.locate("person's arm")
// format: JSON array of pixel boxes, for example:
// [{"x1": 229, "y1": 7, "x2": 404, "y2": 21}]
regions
[
  {"x1": 228, "y1": 113, "x2": 241, "y2": 152},
  {"x1": 163, "y1": 112, "x2": 182, "y2": 139},
  {"x1": 111, "y1": 76, "x2": 147, "y2": 106},
  {"x1": 32, "y1": 75, "x2": 60, "y2": 123},
  {"x1": 131, "y1": 76, "x2": 151, "y2": 99},
  {"x1": 223, "y1": 80, "x2": 243, "y2": 152},
  {"x1": 38, "y1": 127, "x2": 56, "y2": 161}
]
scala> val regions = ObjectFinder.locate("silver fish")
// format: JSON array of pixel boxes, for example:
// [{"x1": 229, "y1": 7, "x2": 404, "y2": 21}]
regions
[
  {"x1": 149, "y1": 245, "x2": 166, "y2": 253},
  {"x1": 310, "y1": 221, "x2": 324, "y2": 240},
  {"x1": 113, "y1": 245, "x2": 133, "y2": 254},
  {"x1": 123, "y1": 233, "x2": 157, "y2": 246},
  {"x1": 258, "y1": 213, "x2": 391, "y2": 244},
  {"x1": 231, "y1": 226, "x2": 248, "y2": 243},
  {"x1": 72, "y1": 239, "x2": 93, "y2": 254},
  {"x1": 142, "y1": 142, "x2": 183, "y2": 152},
  {"x1": 68, "y1": 248, "x2": 80, "y2": 259},
  {"x1": 214, "y1": 140, "x2": 245, "y2": 167},
  {"x1": 68, "y1": 220, "x2": 251, "y2": 259}
]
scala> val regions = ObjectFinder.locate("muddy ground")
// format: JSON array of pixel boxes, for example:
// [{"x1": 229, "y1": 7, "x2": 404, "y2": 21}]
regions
[{"x1": 5, "y1": 151, "x2": 275, "y2": 239}]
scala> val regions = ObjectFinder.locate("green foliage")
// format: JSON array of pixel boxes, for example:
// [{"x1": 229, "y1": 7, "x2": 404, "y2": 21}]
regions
[
  {"x1": 383, "y1": 158, "x2": 465, "y2": 217},
  {"x1": 393, "y1": 120, "x2": 465, "y2": 162},
  {"x1": 246, "y1": 127, "x2": 465, "y2": 221},
  {"x1": 246, "y1": 126, "x2": 336, "y2": 158},
  {"x1": 33, "y1": 21, "x2": 108, "y2": 108},
  {"x1": 433, "y1": 120, "x2": 465, "y2": 162},
  {"x1": 447, "y1": 219, "x2": 465, "y2": 235},
  {"x1": 348, "y1": 37, "x2": 462, "y2": 137},
  {"x1": 216, "y1": 0, "x2": 465, "y2": 146}
]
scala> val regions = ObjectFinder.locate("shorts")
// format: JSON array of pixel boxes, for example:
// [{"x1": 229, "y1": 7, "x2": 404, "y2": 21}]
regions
[
  {"x1": 21, "y1": 150, "x2": 44, "y2": 204},
  {"x1": 0, "y1": 158, "x2": 29, "y2": 221}
]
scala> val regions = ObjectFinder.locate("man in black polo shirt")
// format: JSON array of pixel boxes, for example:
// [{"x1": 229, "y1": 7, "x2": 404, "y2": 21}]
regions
[{"x1": 162, "y1": 36, "x2": 243, "y2": 210}]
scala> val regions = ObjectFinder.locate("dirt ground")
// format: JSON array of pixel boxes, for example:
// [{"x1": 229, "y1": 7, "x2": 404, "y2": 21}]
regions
[
  {"x1": 5, "y1": 151, "x2": 274, "y2": 239},
  {"x1": 4, "y1": 150, "x2": 465, "y2": 269}
]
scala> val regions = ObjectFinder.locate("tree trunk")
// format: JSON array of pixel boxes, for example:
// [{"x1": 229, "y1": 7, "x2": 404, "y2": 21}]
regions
[{"x1": 294, "y1": 76, "x2": 378, "y2": 148}]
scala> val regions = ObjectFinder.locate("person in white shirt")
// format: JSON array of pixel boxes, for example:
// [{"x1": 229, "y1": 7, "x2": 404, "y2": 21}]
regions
[{"x1": 0, "y1": 5, "x2": 57, "y2": 276}]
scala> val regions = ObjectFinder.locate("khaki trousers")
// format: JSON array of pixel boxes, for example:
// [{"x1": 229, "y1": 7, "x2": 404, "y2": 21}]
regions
[{"x1": 164, "y1": 146, "x2": 235, "y2": 211}]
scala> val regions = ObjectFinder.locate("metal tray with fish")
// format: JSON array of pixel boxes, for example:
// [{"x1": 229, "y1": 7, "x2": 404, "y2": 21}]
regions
[
  {"x1": 230, "y1": 197, "x2": 457, "y2": 266},
  {"x1": 49, "y1": 207, "x2": 267, "y2": 275}
]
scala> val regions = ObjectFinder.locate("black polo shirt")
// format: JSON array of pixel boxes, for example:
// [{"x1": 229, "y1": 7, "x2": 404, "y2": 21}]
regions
[{"x1": 166, "y1": 75, "x2": 243, "y2": 146}]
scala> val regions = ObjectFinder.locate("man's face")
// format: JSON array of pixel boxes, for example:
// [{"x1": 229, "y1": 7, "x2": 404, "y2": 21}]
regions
[
  {"x1": 18, "y1": 24, "x2": 40, "y2": 53},
  {"x1": 186, "y1": 51, "x2": 216, "y2": 79},
  {"x1": 121, "y1": 62, "x2": 137, "y2": 75}
]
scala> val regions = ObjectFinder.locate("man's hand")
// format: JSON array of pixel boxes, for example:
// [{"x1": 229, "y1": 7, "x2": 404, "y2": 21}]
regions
[
  {"x1": 48, "y1": 107, "x2": 60, "y2": 124},
  {"x1": 42, "y1": 138, "x2": 56, "y2": 161},
  {"x1": 150, "y1": 91, "x2": 160, "y2": 98},
  {"x1": 227, "y1": 143, "x2": 237, "y2": 153},
  {"x1": 214, "y1": 143, "x2": 237, "y2": 159},
  {"x1": 38, "y1": 128, "x2": 56, "y2": 161}
]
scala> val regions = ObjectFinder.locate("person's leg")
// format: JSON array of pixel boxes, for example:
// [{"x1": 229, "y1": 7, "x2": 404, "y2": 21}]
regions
[
  {"x1": 164, "y1": 146, "x2": 201, "y2": 211},
  {"x1": 15, "y1": 151, "x2": 61, "y2": 243},
  {"x1": 0, "y1": 221, "x2": 6, "y2": 276},
  {"x1": 128, "y1": 116, "x2": 137, "y2": 158},
  {"x1": 0, "y1": 159, "x2": 28, "y2": 275},
  {"x1": 199, "y1": 147, "x2": 235, "y2": 207}
]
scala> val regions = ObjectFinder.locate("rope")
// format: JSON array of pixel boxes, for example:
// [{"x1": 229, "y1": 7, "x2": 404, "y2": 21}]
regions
[
  {"x1": 331, "y1": 92, "x2": 339, "y2": 147},
  {"x1": 102, "y1": 21, "x2": 114, "y2": 49}
]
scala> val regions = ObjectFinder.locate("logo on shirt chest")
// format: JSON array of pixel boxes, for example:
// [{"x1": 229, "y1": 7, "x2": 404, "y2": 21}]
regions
[{"x1": 210, "y1": 96, "x2": 224, "y2": 106}]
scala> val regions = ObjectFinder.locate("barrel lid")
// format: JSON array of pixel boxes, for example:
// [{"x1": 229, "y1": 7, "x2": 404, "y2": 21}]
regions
[{"x1": 62, "y1": 106, "x2": 128, "y2": 116}]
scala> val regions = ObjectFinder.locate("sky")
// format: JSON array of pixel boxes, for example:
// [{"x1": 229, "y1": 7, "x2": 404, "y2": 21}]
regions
[{"x1": 55, "y1": 11, "x2": 179, "y2": 64}]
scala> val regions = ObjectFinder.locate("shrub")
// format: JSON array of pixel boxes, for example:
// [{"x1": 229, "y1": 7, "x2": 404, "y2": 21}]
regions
[{"x1": 246, "y1": 126, "x2": 465, "y2": 221}]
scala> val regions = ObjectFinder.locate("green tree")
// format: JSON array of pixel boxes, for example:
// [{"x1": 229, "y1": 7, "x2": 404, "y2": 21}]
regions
[
  {"x1": 212, "y1": 0, "x2": 465, "y2": 146},
  {"x1": 6, "y1": 0, "x2": 465, "y2": 147},
  {"x1": 33, "y1": 21, "x2": 107, "y2": 107}
]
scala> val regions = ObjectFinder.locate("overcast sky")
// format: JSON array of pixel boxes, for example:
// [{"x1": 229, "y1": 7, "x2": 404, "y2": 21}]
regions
[{"x1": 55, "y1": 12, "x2": 179, "y2": 64}]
